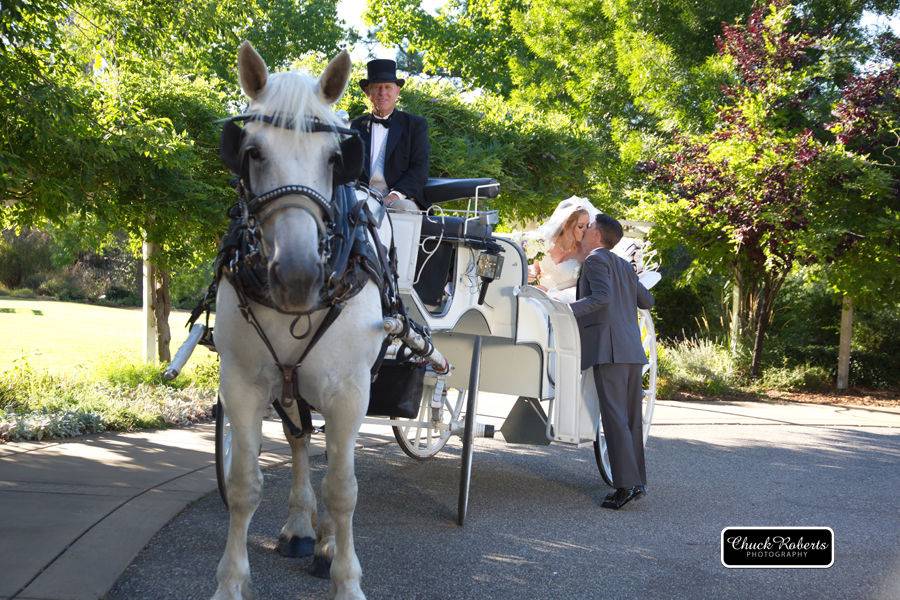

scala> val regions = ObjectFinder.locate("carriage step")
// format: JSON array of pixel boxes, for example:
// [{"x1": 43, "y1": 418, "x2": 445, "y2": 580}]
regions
[{"x1": 499, "y1": 397, "x2": 551, "y2": 445}]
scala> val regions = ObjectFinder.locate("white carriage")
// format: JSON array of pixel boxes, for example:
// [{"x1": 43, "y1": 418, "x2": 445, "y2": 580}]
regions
[{"x1": 204, "y1": 177, "x2": 660, "y2": 524}]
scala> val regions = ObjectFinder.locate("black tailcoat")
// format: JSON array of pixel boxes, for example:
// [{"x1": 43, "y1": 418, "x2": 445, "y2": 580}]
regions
[{"x1": 350, "y1": 110, "x2": 430, "y2": 208}]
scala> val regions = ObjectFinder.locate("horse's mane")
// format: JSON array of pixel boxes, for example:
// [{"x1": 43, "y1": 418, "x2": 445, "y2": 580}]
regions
[{"x1": 249, "y1": 70, "x2": 342, "y2": 145}]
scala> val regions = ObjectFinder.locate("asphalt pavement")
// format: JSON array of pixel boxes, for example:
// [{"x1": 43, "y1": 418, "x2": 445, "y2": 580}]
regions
[{"x1": 104, "y1": 399, "x2": 900, "y2": 600}]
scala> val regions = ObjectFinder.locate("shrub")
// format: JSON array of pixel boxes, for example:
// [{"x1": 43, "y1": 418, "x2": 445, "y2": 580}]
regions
[
  {"x1": 0, "y1": 360, "x2": 215, "y2": 442},
  {"x1": 38, "y1": 275, "x2": 86, "y2": 301},
  {"x1": 658, "y1": 338, "x2": 739, "y2": 396},
  {"x1": 102, "y1": 285, "x2": 139, "y2": 306},
  {"x1": 758, "y1": 364, "x2": 832, "y2": 392},
  {"x1": 94, "y1": 360, "x2": 188, "y2": 389},
  {"x1": 9, "y1": 288, "x2": 36, "y2": 298},
  {"x1": 0, "y1": 409, "x2": 106, "y2": 442},
  {"x1": 0, "y1": 230, "x2": 55, "y2": 288},
  {"x1": 187, "y1": 353, "x2": 219, "y2": 392}
]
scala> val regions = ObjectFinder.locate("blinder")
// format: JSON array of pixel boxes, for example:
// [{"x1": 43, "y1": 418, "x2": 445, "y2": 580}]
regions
[{"x1": 218, "y1": 113, "x2": 362, "y2": 188}]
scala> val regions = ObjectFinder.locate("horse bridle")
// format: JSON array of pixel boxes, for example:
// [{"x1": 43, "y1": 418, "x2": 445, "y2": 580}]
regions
[
  {"x1": 218, "y1": 111, "x2": 366, "y2": 296},
  {"x1": 220, "y1": 112, "x2": 363, "y2": 238}
]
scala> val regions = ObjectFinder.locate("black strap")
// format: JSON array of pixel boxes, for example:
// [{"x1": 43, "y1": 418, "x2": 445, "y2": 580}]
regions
[
  {"x1": 271, "y1": 397, "x2": 306, "y2": 438},
  {"x1": 287, "y1": 302, "x2": 345, "y2": 435}
]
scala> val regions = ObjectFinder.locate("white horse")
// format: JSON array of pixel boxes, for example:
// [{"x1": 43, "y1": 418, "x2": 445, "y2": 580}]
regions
[{"x1": 212, "y1": 42, "x2": 383, "y2": 600}]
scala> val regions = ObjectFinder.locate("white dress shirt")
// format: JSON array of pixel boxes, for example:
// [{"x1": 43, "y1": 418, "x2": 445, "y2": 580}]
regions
[{"x1": 369, "y1": 112, "x2": 406, "y2": 200}]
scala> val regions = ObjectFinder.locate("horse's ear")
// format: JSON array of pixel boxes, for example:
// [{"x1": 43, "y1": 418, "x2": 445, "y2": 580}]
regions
[
  {"x1": 238, "y1": 41, "x2": 268, "y2": 99},
  {"x1": 317, "y1": 50, "x2": 351, "y2": 105}
]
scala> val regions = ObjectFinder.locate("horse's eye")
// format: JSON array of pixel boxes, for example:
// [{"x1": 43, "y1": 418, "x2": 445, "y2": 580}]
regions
[
  {"x1": 247, "y1": 146, "x2": 262, "y2": 161},
  {"x1": 329, "y1": 152, "x2": 341, "y2": 165}
]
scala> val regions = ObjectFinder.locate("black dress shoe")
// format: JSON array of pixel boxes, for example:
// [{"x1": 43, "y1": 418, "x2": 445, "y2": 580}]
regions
[{"x1": 602, "y1": 486, "x2": 643, "y2": 509}]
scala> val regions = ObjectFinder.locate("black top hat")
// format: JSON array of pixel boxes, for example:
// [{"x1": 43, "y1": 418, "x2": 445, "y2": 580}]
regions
[{"x1": 359, "y1": 59, "x2": 405, "y2": 90}]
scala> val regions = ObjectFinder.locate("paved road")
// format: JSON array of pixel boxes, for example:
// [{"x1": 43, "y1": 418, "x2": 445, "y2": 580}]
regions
[{"x1": 108, "y1": 400, "x2": 900, "y2": 600}]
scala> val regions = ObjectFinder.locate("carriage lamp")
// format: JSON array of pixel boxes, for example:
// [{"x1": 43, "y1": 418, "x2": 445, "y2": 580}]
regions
[{"x1": 476, "y1": 251, "x2": 504, "y2": 305}]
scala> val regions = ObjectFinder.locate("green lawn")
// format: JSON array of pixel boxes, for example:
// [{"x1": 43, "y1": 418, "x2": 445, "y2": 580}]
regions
[{"x1": 0, "y1": 298, "x2": 202, "y2": 375}]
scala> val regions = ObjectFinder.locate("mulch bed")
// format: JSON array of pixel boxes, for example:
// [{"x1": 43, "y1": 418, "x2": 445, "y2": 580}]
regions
[{"x1": 669, "y1": 388, "x2": 900, "y2": 408}]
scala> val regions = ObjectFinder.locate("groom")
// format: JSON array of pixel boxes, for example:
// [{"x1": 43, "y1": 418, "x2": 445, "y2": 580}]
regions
[{"x1": 571, "y1": 214, "x2": 655, "y2": 509}]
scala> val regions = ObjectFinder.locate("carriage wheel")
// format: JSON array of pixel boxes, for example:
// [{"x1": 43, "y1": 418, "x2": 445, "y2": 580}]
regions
[
  {"x1": 457, "y1": 336, "x2": 482, "y2": 527},
  {"x1": 214, "y1": 396, "x2": 233, "y2": 508},
  {"x1": 593, "y1": 309, "x2": 657, "y2": 486},
  {"x1": 392, "y1": 383, "x2": 466, "y2": 460}
]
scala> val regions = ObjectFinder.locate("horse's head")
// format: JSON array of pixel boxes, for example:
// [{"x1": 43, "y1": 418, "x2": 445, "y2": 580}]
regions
[{"x1": 222, "y1": 42, "x2": 360, "y2": 313}]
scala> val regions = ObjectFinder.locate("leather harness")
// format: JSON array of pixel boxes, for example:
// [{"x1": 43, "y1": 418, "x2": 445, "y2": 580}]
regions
[{"x1": 189, "y1": 112, "x2": 409, "y2": 438}]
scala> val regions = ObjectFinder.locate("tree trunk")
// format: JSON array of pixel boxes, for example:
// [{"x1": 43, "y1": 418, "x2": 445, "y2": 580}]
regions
[
  {"x1": 749, "y1": 289, "x2": 769, "y2": 379},
  {"x1": 142, "y1": 241, "x2": 158, "y2": 363},
  {"x1": 836, "y1": 295, "x2": 853, "y2": 390},
  {"x1": 729, "y1": 277, "x2": 742, "y2": 356},
  {"x1": 154, "y1": 268, "x2": 172, "y2": 363},
  {"x1": 748, "y1": 272, "x2": 787, "y2": 380}
]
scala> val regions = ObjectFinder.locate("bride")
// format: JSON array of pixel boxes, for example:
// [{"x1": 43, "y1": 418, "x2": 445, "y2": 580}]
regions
[{"x1": 528, "y1": 196, "x2": 599, "y2": 302}]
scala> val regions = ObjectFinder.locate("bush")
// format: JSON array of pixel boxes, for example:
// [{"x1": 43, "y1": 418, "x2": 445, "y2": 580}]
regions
[
  {"x1": 187, "y1": 353, "x2": 219, "y2": 392},
  {"x1": 658, "y1": 338, "x2": 740, "y2": 397},
  {"x1": 38, "y1": 275, "x2": 86, "y2": 301},
  {"x1": 0, "y1": 360, "x2": 215, "y2": 442},
  {"x1": 766, "y1": 276, "x2": 900, "y2": 388},
  {"x1": 0, "y1": 230, "x2": 55, "y2": 288},
  {"x1": 9, "y1": 288, "x2": 36, "y2": 298},
  {"x1": 0, "y1": 409, "x2": 106, "y2": 441},
  {"x1": 102, "y1": 285, "x2": 139, "y2": 306},
  {"x1": 758, "y1": 364, "x2": 832, "y2": 392},
  {"x1": 94, "y1": 360, "x2": 188, "y2": 389}
]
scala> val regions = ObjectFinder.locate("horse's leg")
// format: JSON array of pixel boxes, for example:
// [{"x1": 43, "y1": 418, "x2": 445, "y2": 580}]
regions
[
  {"x1": 212, "y1": 373, "x2": 266, "y2": 600},
  {"x1": 276, "y1": 428, "x2": 317, "y2": 558},
  {"x1": 315, "y1": 385, "x2": 367, "y2": 600}
]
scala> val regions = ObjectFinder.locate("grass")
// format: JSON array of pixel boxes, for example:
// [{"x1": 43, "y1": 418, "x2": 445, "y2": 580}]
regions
[
  {"x1": 0, "y1": 299, "x2": 218, "y2": 442},
  {"x1": 0, "y1": 298, "x2": 207, "y2": 374}
]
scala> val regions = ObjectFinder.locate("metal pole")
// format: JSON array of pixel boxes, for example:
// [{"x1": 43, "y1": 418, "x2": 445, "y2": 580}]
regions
[{"x1": 457, "y1": 335, "x2": 481, "y2": 526}]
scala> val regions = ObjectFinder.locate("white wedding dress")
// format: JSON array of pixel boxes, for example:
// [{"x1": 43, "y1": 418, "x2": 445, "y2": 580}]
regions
[
  {"x1": 534, "y1": 253, "x2": 602, "y2": 436},
  {"x1": 538, "y1": 255, "x2": 581, "y2": 302}
]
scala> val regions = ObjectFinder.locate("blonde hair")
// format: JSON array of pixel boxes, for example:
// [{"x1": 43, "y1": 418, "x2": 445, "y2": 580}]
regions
[{"x1": 554, "y1": 208, "x2": 588, "y2": 254}]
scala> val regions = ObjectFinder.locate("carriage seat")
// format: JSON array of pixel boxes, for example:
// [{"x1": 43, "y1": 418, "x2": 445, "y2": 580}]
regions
[
  {"x1": 420, "y1": 212, "x2": 497, "y2": 241},
  {"x1": 422, "y1": 177, "x2": 500, "y2": 205}
]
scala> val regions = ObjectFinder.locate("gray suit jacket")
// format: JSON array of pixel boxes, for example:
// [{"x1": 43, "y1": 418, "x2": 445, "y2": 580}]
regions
[{"x1": 570, "y1": 248, "x2": 654, "y2": 369}]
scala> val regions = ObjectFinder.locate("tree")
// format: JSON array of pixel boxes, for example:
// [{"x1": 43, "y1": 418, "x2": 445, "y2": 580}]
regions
[
  {"x1": 1, "y1": 0, "x2": 351, "y2": 360},
  {"x1": 635, "y1": 1, "x2": 897, "y2": 378}
]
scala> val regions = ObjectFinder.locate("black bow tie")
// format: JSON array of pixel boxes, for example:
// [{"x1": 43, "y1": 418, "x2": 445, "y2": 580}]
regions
[{"x1": 371, "y1": 115, "x2": 391, "y2": 128}]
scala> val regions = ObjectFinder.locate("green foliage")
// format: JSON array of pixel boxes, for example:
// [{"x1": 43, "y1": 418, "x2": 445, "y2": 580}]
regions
[
  {"x1": 657, "y1": 338, "x2": 742, "y2": 397},
  {"x1": 0, "y1": 230, "x2": 55, "y2": 288},
  {"x1": 757, "y1": 364, "x2": 832, "y2": 391},
  {"x1": 96, "y1": 360, "x2": 185, "y2": 389},
  {"x1": 766, "y1": 274, "x2": 900, "y2": 387},
  {"x1": 0, "y1": 359, "x2": 215, "y2": 442},
  {"x1": 366, "y1": 0, "x2": 530, "y2": 95},
  {"x1": 38, "y1": 276, "x2": 86, "y2": 302},
  {"x1": 1, "y1": 0, "x2": 350, "y2": 273},
  {"x1": 187, "y1": 353, "x2": 220, "y2": 392},
  {"x1": 330, "y1": 67, "x2": 602, "y2": 223},
  {"x1": 1, "y1": 409, "x2": 107, "y2": 442}
]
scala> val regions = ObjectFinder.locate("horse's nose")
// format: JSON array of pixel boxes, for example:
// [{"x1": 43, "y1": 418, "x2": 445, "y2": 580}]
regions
[{"x1": 269, "y1": 259, "x2": 323, "y2": 311}]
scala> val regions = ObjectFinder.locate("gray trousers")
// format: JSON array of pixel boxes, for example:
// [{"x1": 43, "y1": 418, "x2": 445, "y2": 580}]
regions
[{"x1": 593, "y1": 363, "x2": 646, "y2": 488}]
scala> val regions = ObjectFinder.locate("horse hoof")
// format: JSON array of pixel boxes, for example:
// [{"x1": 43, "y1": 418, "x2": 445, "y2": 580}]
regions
[
  {"x1": 277, "y1": 534, "x2": 316, "y2": 558},
  {"x1": 308, "y1": 554, "x2": 331, "y2": 579}
]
